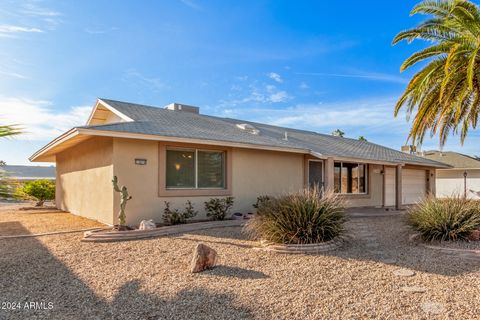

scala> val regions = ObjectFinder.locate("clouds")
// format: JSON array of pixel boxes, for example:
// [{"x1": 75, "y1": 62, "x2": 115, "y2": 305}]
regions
[
  {"x1": 0, "y1": 97, "x2": 91, "y2": 140},
  {"x1": 268, "y1": 72, "x2": 283, "y2": 83},
  {"x1": 296, "y1": 70, "x2": 408, "y2": 84},
  {"x1": 0, "y1": 24, "x2": 43, "y2": 37}
]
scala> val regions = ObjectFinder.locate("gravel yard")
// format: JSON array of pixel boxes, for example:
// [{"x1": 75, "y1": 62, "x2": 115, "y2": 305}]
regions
[
  {"x1": 0, "y1": 210, "x2": 479, "y2": 319},
  {"x1": 0, "y1": 207, "x2": 105, "y2": 236}
]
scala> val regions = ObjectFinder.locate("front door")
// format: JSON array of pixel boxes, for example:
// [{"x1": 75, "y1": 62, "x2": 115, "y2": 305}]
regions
[{"x1": 308, "y1": 160, "x2": 324, "y2": 189}]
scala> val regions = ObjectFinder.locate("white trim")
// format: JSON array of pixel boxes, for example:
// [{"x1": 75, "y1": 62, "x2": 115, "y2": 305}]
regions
[{"x1": 86, "y1": 99, "x2": 134, "y2": 125}]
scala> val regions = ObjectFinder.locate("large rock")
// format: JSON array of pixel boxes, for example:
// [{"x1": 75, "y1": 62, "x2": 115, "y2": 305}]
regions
[
  {"x1": 139, "y1": 220, "x2": 156, "y2": 230},
  {"x1": 190, "y1": 243, "x2": 217, "y2": 273}
]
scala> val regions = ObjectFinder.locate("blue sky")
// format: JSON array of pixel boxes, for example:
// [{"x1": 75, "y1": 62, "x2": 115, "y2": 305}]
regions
[{"x1": 1, "y1": 0, "x2": 480, "y2": 165}]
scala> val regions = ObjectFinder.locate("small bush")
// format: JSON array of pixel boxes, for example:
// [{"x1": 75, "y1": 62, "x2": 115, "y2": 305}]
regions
[
  {"x1": 253, "y1": 195, "x2": 271, "y2": 210},
  {"x1": 408, "y1": 196, "x2": 480, "y2": 241},
  {"x1": 245, "y1": 187, "x2": 346, "y2": 244},
  {"x1": 204, "y1": 197, "x2": 234, "y2": 220},
  {"x1": 16, "y1": 179, "x2": 55, "y2": 206},
  {"x1": 163, "y1": 200, "x2": 198, "y2": 225}
]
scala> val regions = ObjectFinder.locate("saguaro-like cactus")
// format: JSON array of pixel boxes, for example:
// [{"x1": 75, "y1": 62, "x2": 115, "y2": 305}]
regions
[{"x1": 112, "y1": 176, "x2": 132, "y2": 229}]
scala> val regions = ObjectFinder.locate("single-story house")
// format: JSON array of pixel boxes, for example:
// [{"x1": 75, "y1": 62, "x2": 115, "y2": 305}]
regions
[
  {"x1": 422, "y1": 150, "x2": 480, "y2": 199},
  {"x1": 30, "y1": 99, "x2": 447, "y2": 225}
]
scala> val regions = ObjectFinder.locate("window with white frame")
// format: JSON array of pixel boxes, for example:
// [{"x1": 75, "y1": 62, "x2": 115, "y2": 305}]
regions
[
  {"x1": 166, "y1": 148, "x2": 225, "y2": 189},
  {"x1": 334, "y1": 162, "x2": 367, "y2": 194}
]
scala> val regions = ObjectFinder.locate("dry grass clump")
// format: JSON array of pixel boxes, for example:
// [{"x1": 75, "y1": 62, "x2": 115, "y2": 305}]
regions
[
  {"x1": 245, "y1": 187, "x2": 346, "y2": 244},
  {"x1": 408, "y1": 195, "x2": 480, "y2": 241}
]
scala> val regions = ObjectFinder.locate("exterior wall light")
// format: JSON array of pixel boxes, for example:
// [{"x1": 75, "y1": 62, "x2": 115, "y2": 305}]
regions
[{"x1": 135, "y1": 158, "x2": 147, "y2": 165}]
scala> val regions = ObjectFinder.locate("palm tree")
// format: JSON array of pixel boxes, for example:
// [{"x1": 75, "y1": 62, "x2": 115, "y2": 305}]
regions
[
  {"x1": 0, "y1": 124, "x2": 22, "y2": 138},
  {"x1": 332, "y1": 129, "x2": 345, "y2": 137},
  {"x1": 393, "y1": 0, "x2": 480, "y2": 147},
  {"x1": 358, "y1": 136, "x2": 368, "y2": 142}
]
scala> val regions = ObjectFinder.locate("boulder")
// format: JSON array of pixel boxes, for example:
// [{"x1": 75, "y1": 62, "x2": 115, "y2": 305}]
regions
[
  {"x1": 139, "y1": 220, "x2": 156, "y2": 230},
  {"x1": 190, "y1": 243, "x2": 217, "y2": 273}
]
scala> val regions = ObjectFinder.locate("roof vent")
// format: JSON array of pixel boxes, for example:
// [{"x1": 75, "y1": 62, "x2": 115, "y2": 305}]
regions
[
  {"x1": 165, "y1": 103, "x2": 199, "y2": 114},
  {"x1": 236, "y1": 123, "x2": 259, "y2": 135}
]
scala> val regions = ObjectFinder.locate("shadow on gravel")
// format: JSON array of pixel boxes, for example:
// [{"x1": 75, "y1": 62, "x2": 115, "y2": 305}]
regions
[
  {"x1": 0, "y1": 222, "x2": 253, "y2": 320},
  {"x1": 204, "y1": 265, "x2": 269, "y2": 279}
]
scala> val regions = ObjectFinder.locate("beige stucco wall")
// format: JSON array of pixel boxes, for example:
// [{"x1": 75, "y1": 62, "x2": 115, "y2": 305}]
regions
[
  {"x1": 436, "y1": 169, "x2": 480, "y2": 199},
  {"x1": 55, "y1": 135, "x2": 435, "y2": 225},
  {"x1": 111, "y1": 138, "x2": 305, "y2": 225},
  {"x1": 56, "y1": 137, "x2": 114, "y2": 224}
]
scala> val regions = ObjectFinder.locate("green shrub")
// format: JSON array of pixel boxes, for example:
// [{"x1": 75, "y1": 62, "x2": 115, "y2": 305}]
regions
[
  {"x1": 16, "y1": 179, "x2": 55, "y2": 206},
  {"x1": 245, "y1": 187, "x2": 346, "y2": 244},
  {"x1": 408, "y1": 196, "x2": 480, "y2": 241},
  {"x1": 204, "y1": 197, "x2": 234, "y2": 220},
  {"x1": 163, "y1": 200, "x2": 198, "y2": 225},
  {"x1": 253, "y1": 195, "x2": 271, "y2": 209}
]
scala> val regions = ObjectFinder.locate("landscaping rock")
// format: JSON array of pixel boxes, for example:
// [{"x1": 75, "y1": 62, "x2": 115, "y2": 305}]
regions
[
  {"x1": 421, "y1": 302, "x2": 444, "y2": 315},
  {"x1": 393, "y1": 268, "x2": 415, "y2": 277},
  {"x1": 468, "y1": 229, "x2": 480, "y2": 241},
  {"x1": 190, "y1": 243, "x2": 217, "y2": 273},
  {"x1": 401, "y1": 286, "x2": 426, "y2": 293},
  {"x1": 139, "y1": 220, "x2": 156, "y2": 230}
]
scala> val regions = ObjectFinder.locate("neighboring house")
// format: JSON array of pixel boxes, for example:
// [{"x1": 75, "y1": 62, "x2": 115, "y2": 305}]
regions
[
  {"x1": 422, "y1": 151, "x2": 480, "y2": 199},
  {"x1": 0, "y1": 165, "x2": 56, "y2": 181},
  {"x1": 30, "y1": 99, "x2": 447, "y2": 225}
]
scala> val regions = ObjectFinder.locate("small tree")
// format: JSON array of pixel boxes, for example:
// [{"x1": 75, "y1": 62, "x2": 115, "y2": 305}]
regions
[
  {"x1": 18, "y1": 179, "x2": 55, "y2": 206},
  {"x1": 358, "y1": 136, "x2": 367, "y2": 142}
]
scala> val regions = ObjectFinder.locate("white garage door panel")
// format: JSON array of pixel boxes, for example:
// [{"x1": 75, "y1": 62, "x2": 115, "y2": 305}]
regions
[
  {"x1": 384, "y1": 167, "x2": 396, "y2": 206},
  {"x1": 402, "y1": 169, "x2": 427, "y2": 204}
]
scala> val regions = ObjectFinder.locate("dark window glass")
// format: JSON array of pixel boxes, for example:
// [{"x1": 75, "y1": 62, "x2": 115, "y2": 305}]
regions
[
  {"x1": 334, "y1": 162, "x2": 367, "y2": 194},
  {"x1": 198, "y1": 151, "x2": 225, "y2": 188},
  {"x1": 166, "y1": 150, "x2": 195, "y2": 188}
]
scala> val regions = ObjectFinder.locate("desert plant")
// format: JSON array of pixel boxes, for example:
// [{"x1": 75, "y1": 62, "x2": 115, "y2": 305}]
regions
[
  {"x1": 253, "y1": 195, "x2": 271, "y2": 209},
  {"x1": 204, "y1": 197, "x2": 234, "y2": 221},
  {"x1": 408, "y1": 195, "x2": 480, "y2": 241},
  {"x1": 163, "y1": 200, "x2": 198, "y2": 225},
  {"x1": 17, "y1": 179, "x2": 55, "y2": 206},
  {"x1": 112, "y1": 176, "x2": 132, "y2": 228},
  {"x1": 183, "y1": 200, "x2": 198, "y2": 220},
  {"x1": 245, "y1": 187, "x2": 346, "y2": 244}
]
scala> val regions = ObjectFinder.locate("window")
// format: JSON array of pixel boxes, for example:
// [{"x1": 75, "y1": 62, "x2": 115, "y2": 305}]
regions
[
  {"x1": 166, "y1": 148, "x2": 225, "y2": 189},
  {"x1": 334, "y1": 162, "x2": 367, "y2": 194}
]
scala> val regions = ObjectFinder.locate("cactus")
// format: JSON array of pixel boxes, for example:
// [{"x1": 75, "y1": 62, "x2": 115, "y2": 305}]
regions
[{"x1": 112, "y1": 176, "x2": 132, "y2": 229}]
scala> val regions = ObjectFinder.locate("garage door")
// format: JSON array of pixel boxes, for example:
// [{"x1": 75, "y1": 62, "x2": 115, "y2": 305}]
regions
[
  {"x1": 402, "y1": 169, "x2": 427, "y2": 204},
  {"x1": 384, "y1": 167, "x2": 396, "y2": 206}
]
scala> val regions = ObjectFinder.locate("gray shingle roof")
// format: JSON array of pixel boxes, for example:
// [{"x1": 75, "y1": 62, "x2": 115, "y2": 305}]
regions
[
  {"x1": 81, "y1": 98, "x2": 447, "y2": 167},
  {"x1": 422, "y1": 151, "x2": 480, "y2": 169}
]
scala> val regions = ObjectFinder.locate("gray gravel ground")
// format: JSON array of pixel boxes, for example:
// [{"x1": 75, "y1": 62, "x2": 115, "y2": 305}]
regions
[{"x1": 0, "y1": 214, "x2": 479, "y2": 319}]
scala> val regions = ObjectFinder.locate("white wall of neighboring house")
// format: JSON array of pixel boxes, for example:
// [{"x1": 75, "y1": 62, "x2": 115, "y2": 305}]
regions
[{"x1": 436, "y1": 169, "x2": 480, "y2": 199}]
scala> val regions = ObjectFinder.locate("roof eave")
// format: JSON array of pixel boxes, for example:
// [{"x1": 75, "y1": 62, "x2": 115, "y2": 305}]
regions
[{"x1": 29, "y1": 128, "x2": 80, "y2": 162}]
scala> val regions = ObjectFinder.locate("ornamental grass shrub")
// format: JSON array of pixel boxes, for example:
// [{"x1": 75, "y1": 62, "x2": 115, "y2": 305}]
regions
[
  {"x1": 408, "y1": 195, "x2": 480, "y2": 241},
  {"x1": 245, "y1": 187, "x2": 346, "y2": 244}
]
